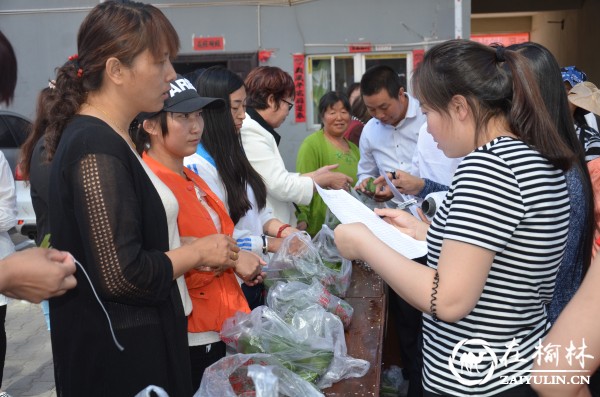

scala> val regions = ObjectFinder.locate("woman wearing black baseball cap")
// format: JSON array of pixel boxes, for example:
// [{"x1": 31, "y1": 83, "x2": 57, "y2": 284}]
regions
[{"x1": 133, "y1": 75, "x2": 265, "y2": 390}]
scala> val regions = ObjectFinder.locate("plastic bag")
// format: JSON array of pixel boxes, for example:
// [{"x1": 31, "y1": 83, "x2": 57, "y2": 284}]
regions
[
  {"x1": 264, "y1": 231, "x2": 351, "y2": 297},
  {"x1": 134, "y1": 386, "x2": 169, "y2": 397},
  {"x1": 380, "y1": 365, "x2": 405, "y2": 396},
  {"x1": 287, "y1": 305, "x2": 370, "y2": 389},
  {"x1": 247, "y1": 365, "x2": 278, "y2": 397},
  {"x1": 220, "y1": 306, "x2": 334, "y2": 384},
  {"x1": 267, "y1": 278, "x2": 353, "y2": 328},
  {"x1": 220, "y1": 306, "x2": 370, "y2": 389},
  {"x1": 312, "y1": 225, "x2": 352, "y2": 297},
  {"x1": 349, "y1": 187, "x2": 385, "y2": 211},
  {"x1": 323, "y1": 206, "x2": 341, "y2": 230},
  {"x1": 196, "y1": 353, "x2": 324, "y2": 397}
]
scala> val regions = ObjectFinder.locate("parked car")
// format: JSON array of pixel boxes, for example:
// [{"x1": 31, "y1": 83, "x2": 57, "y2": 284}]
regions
[{"x1": 0, "y1": 110, "x2": 37, "y2": 240}]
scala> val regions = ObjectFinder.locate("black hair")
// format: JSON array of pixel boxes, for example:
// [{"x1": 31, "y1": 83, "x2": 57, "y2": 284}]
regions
[
  {"x1": 509, "y1": 41, "x2": 594, "y2": 277},
  {"x1": 345, "y1": 82, "x2": 360, "y2": 100},
  {"x1": 0, "y1": 30, "x2": 17, "y2": 106},
  {"x1": 318, "y1": 91, "x2": 351, "y2": 128},
  {"x1": 130, "y1": 112, "x2": 168, "y2": 155},
  {"x1": 360, "y1": 65, "x2": 404, "y2": 98},
  {"x1": 43, "y1": 0, "x2": 179, "y2": 161},
  {"x1": 194, "y1": 66, "x2": 267, "y2": 224},
  {"x1": 412, "y1": 39, "x2": 574, "y2": 171}
]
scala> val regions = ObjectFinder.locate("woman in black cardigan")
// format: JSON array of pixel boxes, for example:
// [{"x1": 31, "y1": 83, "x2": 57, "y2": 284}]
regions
[{"x1": 36, "y1": 2, "x2": 241, "y2": 396}]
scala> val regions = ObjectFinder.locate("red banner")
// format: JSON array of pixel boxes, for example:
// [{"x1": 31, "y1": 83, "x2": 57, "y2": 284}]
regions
[
  {"x1": 292, "y1": 54, "x2": 306, "y2": 123},
  {"x1": 471, "y1": 33, "x2": 530, "y2": 47},
  {"x1": 193, "y1": 36, "x2": 225, "y2": 51},
  {"x1": 349, "y1": 43, "x2": 372, "y2": 53},
  {"x1": 412, "y1": 49, "x2": 424, "y2": 70}
]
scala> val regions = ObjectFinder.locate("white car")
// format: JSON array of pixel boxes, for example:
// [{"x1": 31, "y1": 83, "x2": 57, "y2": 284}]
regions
[{"x1": 0, "y1": 110, "x2": 37, "y2": 240}]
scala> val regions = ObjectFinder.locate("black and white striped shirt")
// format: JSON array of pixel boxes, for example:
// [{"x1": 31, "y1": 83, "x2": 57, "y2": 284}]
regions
[{"x1": 422, "y1": 137, "x2": 570, "y2": 396}]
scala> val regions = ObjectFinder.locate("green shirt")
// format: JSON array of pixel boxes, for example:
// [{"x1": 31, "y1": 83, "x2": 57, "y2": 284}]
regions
[{"x1": 295, "y1": 130, "x2": 360, "y2": 236}]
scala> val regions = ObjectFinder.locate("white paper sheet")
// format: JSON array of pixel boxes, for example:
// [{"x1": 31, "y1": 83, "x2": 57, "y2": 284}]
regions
[{"x1": 315, "y1": 184, "x2": 428, "y2": 259}]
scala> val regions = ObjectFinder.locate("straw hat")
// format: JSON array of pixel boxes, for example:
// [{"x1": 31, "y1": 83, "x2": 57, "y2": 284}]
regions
[{"x1": 568, "y1": 81, "x2": 600, "y2": 117}]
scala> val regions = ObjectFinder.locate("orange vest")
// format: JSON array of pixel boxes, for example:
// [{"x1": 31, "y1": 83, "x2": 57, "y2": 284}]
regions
[{"x1": 143, "y1": 153, "x2": 250, "y2": 333}]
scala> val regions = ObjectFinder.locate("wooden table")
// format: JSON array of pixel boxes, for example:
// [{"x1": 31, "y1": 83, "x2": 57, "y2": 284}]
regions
[{"x1": 323, "y1": 262, "x2": 386, "y2": 396}]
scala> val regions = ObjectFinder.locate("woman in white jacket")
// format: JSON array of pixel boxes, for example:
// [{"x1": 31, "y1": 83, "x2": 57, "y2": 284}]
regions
[
  {"x1": 240, "y1": 66, "x2": 352, "y2": 227},
  {"x1": 0, "y1": 151, "x2": 16, "y2": 397}
]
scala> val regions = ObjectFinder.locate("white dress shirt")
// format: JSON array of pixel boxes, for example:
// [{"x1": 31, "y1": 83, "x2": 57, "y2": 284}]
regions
[
  {"x1": 356, "y1": 93, "x2": 427, "y2": 184},
  {"x1": 0, "y1": 151, "x2": 17, "y2": 306}
]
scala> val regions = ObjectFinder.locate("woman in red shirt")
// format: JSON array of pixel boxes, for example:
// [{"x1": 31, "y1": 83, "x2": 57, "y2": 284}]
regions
[{"x1": 132, "y1": 75, "x2": 265, "y2": 390}]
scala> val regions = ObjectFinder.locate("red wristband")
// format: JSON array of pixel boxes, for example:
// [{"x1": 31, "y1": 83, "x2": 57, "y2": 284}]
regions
[{"x1": 277, "y1": 224, "x2": 291, "y2": 238}]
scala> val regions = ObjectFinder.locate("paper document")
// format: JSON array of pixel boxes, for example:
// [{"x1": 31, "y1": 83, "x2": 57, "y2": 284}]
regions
[{"x1": 315, "y1": 184, "x2": 427, "y2": 259}]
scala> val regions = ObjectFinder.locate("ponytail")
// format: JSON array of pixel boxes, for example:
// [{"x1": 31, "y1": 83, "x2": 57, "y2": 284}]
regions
[
  {"x1": 499, "y1": 46, "x2": 574, "y2": 170},
  {"x1": 43, "y1": 59, "x2": 87, "y2": 161},
  {"x1": 413, "y1": 39, "x2": 573, "y2": 170}
]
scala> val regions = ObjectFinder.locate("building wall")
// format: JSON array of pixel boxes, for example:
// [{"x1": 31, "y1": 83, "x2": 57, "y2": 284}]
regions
[{"x1": 1, "y1": 0, "x2": 469, "y2": 170}]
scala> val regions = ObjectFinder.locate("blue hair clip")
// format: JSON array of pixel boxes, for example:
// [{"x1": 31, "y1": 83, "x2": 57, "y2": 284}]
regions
[{"x1": 561, "y1": 66, "x2": 587, "y2": 87}]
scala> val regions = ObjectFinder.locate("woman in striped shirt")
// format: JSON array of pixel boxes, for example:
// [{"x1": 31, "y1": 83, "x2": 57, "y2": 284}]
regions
[{"x1": 334, "y1": 39, "x2": 574, "y2": 396}]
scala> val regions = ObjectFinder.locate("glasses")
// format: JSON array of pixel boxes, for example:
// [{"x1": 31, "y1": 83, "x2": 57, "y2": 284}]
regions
[{"x1": 281, "y1": 99, "x2": 294, "y2": 111}]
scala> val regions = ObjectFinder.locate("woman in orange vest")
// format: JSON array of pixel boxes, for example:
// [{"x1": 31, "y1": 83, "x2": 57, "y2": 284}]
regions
[{"x1": 132, "y1": 75, "x2": 265, "y2": 390}]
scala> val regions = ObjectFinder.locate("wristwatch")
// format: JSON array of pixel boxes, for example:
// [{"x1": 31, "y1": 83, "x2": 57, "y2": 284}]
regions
[{"x1": 261, "y1": 234, "x2": 269, "y2": 255}]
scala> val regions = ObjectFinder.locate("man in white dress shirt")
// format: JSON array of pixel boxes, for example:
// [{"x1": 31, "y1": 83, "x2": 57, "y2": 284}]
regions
[
  {"x1": 355, "y1": 65, "x2": 426, "y2": 397},
  {"x1": 356, "y1": 65, "x2": 426, "y2": 203}
]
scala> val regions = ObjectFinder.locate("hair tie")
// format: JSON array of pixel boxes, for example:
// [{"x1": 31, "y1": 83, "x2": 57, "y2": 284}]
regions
[
  {"x1": 495, "y1": 46, "x2": 506, "y2": 63},
  {"x1": 68, "y1": 54, "x2": 83, "y2": 78}
]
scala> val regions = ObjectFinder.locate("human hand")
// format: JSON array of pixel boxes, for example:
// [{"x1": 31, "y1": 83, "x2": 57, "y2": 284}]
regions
[
  {"x1": 374, "y1": 170, "x2": 424, "y2": 196},
  {"x1": 333, "y1": 223, "x2": 373, "y2": 261},
  {"x1": 312, "y1": 164, "x2": 353, "y2": 190},
  {"x1": 193, "y1": 234, "x2": 239, "y2": 272},
  {"x1": 374, "y1": 207, "x2": 429, "y2": 240},
  {"x1": 296, "y1": 221, "x2": 307, "y2": 231},
  {"x1": 0, "y1": 248, "x2": 77, "y2": 303},
  {"x1": 357, "y1": 177, "x2": 393, "y2": 201},
  {"x1": 235, "y1": 251, "x2": 266, "y2": 283}
]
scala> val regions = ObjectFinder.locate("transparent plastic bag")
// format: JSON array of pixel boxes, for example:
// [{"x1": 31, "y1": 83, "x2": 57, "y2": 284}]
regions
[
  {"x1": 289, "y1": 305, "x2": 370, "y2": 389},
  {"x1": 134, "y1": 386, "x2": 169, "y2": 397},
  {"x1": 220, "y1": 306, "x2": 334, "y2": 384},
  {"x1": 196, "y1": 353, "x2": 324, "y2": 397},
  {"x1": 264, "y1": 231, "x2": 351, "y2": 297},
  {"x1": 323, "y1": 206, "x2": 341, "y2": 230},
  {"x1": 312, "y1": 225, "x2": 352, "y2": 297},
  {"x1": 267, "y1": 278, "x2": 353, "y2": 328},
  {"x1": 220, "y1": 306, "x2": 370, "y2": 389}
]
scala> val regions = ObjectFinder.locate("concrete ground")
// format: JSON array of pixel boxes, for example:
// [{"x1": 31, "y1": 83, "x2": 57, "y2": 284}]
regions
[
  {"x1": 3, "y1": 230, "x2": 55, "y2": 396},
  {"x1": 3, "y1": 299, "x2": 55, "y2": 397}
]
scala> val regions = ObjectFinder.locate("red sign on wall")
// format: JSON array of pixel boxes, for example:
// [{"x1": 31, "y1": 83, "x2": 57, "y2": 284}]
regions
[
  {"x1": 412, "y1": 49, "x2": 424, "y2": 70},
  {"x1": 193, "y1": 36, "x2": 224, "y2": 51},
  {"x1": 292, "y1": 54, "x2": 306, "y2": 123},
  {"x1": 349, "y1": 43, "x2": 372, "y2": 53},
  {"x1": 471, "y1": 33, "x2": 530, "y2": 47}
]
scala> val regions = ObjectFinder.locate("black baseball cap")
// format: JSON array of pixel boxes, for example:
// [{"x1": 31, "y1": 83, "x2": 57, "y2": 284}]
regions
[{"x1": 137, "y1": 74, "x2": 224, "y2": 120}]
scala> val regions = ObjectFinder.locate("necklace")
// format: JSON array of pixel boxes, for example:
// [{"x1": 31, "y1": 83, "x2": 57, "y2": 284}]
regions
[{"x1": 86, "y1": 102, "x2": 129, "y2": 136}]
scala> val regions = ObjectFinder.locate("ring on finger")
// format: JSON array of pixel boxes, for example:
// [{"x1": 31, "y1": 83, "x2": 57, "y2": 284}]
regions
[{"x1": 232, "y1": 251, "x2": 239, "y2": 261}]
